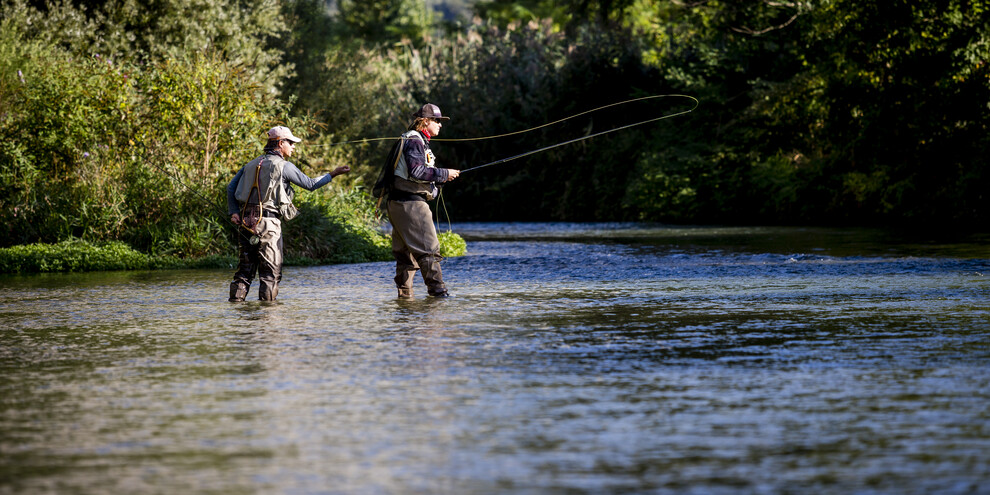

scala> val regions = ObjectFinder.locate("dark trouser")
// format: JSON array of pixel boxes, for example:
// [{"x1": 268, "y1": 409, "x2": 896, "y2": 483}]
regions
[
  {"x1": 229, "y1": 218, "x2": 283, "y2": 301},
  {"x1": 387, "y1": 199, "x2": 446, "y2": 296}
]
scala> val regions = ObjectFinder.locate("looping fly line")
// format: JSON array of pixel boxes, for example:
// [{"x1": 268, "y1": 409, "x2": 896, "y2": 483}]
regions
[
  {"x1": 459, "y1": 94, "x2": 698, "y2": 173},
  {"x1": 301, "y1": 94, "x2": 699, "y2": 165}
]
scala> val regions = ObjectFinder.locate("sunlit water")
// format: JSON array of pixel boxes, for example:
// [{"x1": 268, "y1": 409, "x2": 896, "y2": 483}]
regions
[{"x1": 2, "y1": 223, "x2": 988, "y2": 494}]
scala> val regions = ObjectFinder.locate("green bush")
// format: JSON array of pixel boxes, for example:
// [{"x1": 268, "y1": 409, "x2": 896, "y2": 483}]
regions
[
  {"x1": 0, "y1": 9, "x2": 322, "y2": 258},
  {"x1": 438, "y1": 231, "x2": 467, "y2": 258},
  {"x1": 0, "y1": 239, "x2": 183, "y2": 273},
  {"x1": 281, "y1": 184, "x2": 392, "y2": 264},
  {"x1": 0, "y1": 0, "x2": 469, "y2": 274}
]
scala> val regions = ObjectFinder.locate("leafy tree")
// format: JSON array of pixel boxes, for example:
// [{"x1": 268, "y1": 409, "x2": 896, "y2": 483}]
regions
[
  {"x1": 368, "y1": 16, "x2": 665, "y2": 221},
  {"x1": 473, "y1": 0, "x2": 639, "y2": 29},
  {"x1": 5, "y1": 0, "x2": 293, "y2": 93},
  {"x1": 473, "y1": 0, "x2": 571, "y2": 28},
  {"x1": 792, "y1": 0, "x2": 990, "y2": 224},
  {"x1": 622, "y1": 0, "x2": 989, "y2": 226},
  {"x1": 336, "y1": 0, "x2": 434, "y2": 46}
]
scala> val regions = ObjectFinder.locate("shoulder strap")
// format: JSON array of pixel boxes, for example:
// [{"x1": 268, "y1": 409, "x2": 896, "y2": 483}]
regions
[
  {"x1": 392, "y1": 136, "x2": 406, "y2": 170},
  {"x1": 402, "y1": 130, "x2": 425, "y2": 147}
]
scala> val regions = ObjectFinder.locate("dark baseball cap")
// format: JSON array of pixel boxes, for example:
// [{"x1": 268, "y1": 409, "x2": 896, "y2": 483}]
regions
[{"x1": 412, "y1": 103, "x2": 450, "y2": 120}]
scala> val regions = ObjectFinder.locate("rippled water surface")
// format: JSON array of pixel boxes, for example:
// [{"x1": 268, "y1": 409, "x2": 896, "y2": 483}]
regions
[{"x1": 2, "y1": 223, "x2": 988, "y2": 494}]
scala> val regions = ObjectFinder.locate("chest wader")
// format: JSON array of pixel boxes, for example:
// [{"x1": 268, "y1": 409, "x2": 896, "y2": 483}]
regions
[
  {"x1": 387, "y1": 132, "x2": 448, "y2": 298},
  {"x1": 229, "y1": 158, "x2": 284, "y2": 302}
]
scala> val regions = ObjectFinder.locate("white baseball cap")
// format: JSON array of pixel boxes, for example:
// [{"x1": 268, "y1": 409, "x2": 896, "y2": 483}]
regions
[{"x1": 268, "y1": 126, "x2": 302, "y2": 143}]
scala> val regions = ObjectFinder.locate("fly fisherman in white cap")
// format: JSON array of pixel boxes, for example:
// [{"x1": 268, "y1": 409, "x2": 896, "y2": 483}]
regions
[
  {"x1": 226, "y1": 126, "x2": 351, "y2": 301},
  {"x1": 382, "y1": 103, "x2": 460, "y2": 298}
]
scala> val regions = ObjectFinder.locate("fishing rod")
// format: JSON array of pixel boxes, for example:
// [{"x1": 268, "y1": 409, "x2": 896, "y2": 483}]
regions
[{"x1": 459, "y1": 94, "x2": 698, "y2": 174}]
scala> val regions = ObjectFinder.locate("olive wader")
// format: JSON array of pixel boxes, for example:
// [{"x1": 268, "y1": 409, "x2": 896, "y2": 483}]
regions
[
  {"x1": 387, "y1": 199, "x2": 447, "y2": 297},
  {"x1": 229, "y1": 216, "x2": 283, "y2": 301}
]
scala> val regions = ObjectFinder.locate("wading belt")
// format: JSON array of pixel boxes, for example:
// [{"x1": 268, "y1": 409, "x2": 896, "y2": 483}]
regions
[{"x1": 388, "y1": 189, "x2": 428, "y2": 202}]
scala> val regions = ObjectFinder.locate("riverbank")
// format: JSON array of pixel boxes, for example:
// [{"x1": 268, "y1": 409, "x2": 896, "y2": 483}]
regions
[{"x1": 0, "y1": 231, "x2": 467, "y2": 274}]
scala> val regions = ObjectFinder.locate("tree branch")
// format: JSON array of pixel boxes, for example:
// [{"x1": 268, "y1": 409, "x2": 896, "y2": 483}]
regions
[{"x1": 731, "y1": 11, "x2": 801, "y2": 36}]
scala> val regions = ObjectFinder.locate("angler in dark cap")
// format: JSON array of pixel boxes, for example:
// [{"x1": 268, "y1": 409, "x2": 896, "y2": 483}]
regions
[{"x1": 377, "y1": 103, "x2": 460, "y2": 298}]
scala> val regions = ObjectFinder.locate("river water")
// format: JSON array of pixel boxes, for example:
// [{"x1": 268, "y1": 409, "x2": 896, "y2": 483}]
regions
[{"x1": 1, "y1": 223, "x2": 988, "y2": 494}]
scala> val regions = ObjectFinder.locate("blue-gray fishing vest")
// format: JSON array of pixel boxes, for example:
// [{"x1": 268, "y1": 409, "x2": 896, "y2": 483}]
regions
[{"x1": 233, "y1": 154, "x2": 297, "y2": 218}]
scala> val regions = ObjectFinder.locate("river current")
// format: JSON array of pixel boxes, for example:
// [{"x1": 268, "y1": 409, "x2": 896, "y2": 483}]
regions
[{"x1": 1, "y1": 223, "x2": 988, "y2": 494}]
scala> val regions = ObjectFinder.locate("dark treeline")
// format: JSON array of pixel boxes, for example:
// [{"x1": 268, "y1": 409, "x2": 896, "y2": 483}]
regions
[
  {"x1": 1, "y1": 0, "x2": 987, "y2": 261},
  {"x1": 434, "y1": 1, "x2": 990, "y2": 227}
]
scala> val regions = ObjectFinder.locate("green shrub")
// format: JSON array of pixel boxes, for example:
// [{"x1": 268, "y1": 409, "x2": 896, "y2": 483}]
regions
[
  {"x1": 0, "y1": 0, "x2": 468, "y2": 273},
  {"x1": 0, "y1": 24, "x2": 316, "y2": 256},
  {"x1": 438, "y1": 231, "x2": 467, "y2": 258},
  {"x1": 282, "y1": 184, "x2": 393, "y2": 264},
  {"x1": 0, "y1": 239, "x2": 184, "y2": 273}
]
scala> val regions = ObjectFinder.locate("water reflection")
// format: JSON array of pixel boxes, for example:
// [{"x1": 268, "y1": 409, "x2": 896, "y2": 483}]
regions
[{"x1": 1, "y1": 223, "x2": 988, "y2": 494}]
